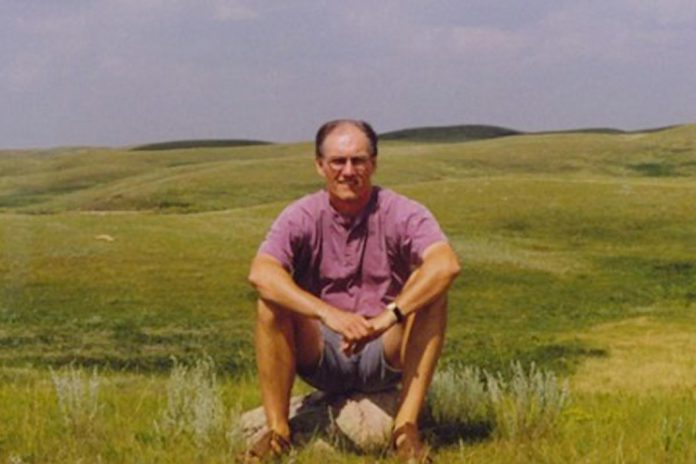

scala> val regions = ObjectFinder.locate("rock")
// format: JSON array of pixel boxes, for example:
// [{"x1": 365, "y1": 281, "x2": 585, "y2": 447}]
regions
[
  {"x1": 332, "y1": 390, "x2": 400, "y2": 451},
  {"x1": 240, "y1": 389, "x2": 401, "y2": 452}
]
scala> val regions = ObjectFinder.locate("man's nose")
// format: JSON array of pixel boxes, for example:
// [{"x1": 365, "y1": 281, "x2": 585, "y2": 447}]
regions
[{"x1": 341, "y1": 159, "x2": 356, "y2": 175}]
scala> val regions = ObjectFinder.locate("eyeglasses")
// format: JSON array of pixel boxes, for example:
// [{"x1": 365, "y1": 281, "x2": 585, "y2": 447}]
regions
[{"x1": 323, "y1": 156, "x2": 372, "y2": 172}]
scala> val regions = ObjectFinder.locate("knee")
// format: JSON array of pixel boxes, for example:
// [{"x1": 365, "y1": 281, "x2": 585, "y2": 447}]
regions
[
  {"x1": 256, "y1": 299, "x2": 291, "y2": 328},
  {"x1": 411, "y1": 294, "x2": 447, "y2": 327}
]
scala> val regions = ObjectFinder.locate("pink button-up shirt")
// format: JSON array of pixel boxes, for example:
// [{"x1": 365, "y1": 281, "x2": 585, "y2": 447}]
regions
[{"x1": 258, "y1": 187, "x2": 446, "y2": 317}]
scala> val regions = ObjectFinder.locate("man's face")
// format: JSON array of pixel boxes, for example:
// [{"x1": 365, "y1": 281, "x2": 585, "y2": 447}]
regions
[{"x1": 315, "y1": 124, "x2": 376, "y2": 206}]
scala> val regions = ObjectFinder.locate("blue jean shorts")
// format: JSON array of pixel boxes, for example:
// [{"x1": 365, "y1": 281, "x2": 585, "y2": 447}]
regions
[{"x1": 298, "y1": 324, "x2": 402, "y2": 394}]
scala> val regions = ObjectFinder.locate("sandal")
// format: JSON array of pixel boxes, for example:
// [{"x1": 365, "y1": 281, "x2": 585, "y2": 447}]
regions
[
  {"x1": 392, "y1": 423, "x2": 432, "y2": 463},
  {"x1": 240, "y1": 429, "x2": 292, "y2": 463}
]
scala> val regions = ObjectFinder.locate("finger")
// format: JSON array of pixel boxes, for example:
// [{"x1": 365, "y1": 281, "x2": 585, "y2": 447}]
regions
[
  {"x1": 352, "y1": 322, "x2": 372, "y2": 339},
  {"x1": 353, "y1": 321, "x2": 372, "y2": 337},
  {"x1": 348, "y1": 314, "x2": 370, "y2": 329},
  {"x1": 352, "y1": 341, "x2": 367, "y2": 354},
  {"x1": 344, "y1": 328, "x2": 360, "y2": 342},
  {"x1": 342, "y1": 340, "x2": 356, "y2": 356}
]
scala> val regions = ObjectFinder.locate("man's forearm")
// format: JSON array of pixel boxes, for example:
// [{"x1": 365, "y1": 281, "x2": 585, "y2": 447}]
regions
[
  {"x1": 248, "y1": 254, "x2": 332, "y2": 319},
  {"x1": 249, "y1": 254, "x2": 374, "y2": 342}
]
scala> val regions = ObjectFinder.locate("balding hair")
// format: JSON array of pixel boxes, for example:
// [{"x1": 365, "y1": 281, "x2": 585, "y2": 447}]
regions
[{"x1": 315, "y1": 119, "x2": 378, "y2": 159}]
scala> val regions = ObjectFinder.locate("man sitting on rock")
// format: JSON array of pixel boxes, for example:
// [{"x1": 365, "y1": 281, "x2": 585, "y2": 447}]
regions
[{"x1": 246, "y1": 119, "x2": 460, "y2": 462}]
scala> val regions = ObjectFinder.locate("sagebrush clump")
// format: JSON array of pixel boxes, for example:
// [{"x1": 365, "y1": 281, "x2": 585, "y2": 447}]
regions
[
  {"x1": 50, "y1": 365, "x2": 101, "y2": 431},
  {"x1": 430, "y1": 366, "x2": 489, "y2": 425},
  {"x1": 429, "y1": 362, "x2": 569, "y2": 440},
  {"x1": 486, "y1": 362, "x2": 569, "y2": 439},
  {"x1": 158, "y1": 357, "x2": 226, "y2": 448}
]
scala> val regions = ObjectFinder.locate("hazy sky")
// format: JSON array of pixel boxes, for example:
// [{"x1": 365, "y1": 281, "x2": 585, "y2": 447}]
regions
[{"x1": 2, "y1": 0, "x2": 695, "y2": 148}]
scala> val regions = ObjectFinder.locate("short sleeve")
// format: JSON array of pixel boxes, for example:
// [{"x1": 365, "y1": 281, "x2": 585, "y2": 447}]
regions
[
  {"x1": 257, "y1": 203, "x2": 308, "y2": 273},
  {"x1": 400, "y1": 200, "x2": 447, "y2": 267}
]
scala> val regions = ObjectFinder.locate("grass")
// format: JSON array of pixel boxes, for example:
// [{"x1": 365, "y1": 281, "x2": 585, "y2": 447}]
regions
[
  {"x1": 1, "y1": 124, "x2": 695, "y2": 461},
  {"x1": 1, "y1": 364, "x2": 695, "y2": 462}
]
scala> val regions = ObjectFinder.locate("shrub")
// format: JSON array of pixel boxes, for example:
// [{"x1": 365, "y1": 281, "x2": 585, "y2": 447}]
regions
[
  {"x1": 486, "y1": 362, "x2": 569, "y2": 440},
  {"x1": 158, "y1": 357, "x2": 225, "y2": 448},
  {"x1": 430, "y1": 366, "x2": 489, "y2": 424},
  {"x1": 50, "y1": 365, "x2": 101, "y2": 431},
  {"x1": 429, "y1": 362, "x2": 569, "y2": 441}
]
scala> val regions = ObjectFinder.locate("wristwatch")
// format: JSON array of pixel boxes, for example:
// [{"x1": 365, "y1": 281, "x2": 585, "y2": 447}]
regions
[{"x1": 386, "y1": 301, "x2": 405, "y2": 324}]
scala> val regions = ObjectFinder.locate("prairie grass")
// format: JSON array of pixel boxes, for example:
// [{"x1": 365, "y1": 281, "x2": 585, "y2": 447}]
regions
[
  {"x1": 1, "y1": 364, "x2": 695, "y2": 463},
  {"x1": 1, "y1": 126, "x2": 695, "y2": 461}
]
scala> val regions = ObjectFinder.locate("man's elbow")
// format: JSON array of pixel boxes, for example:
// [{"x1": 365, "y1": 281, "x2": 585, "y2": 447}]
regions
[
  {"x1": 443, "y1": 258, "x2": 461, "y2": 283},
  {"x1": 248, "y1": 256, "x2": 285, "y2": 300},
  {"x1": 248, "y1": 267, "x2": 263, "y2": 290},
  {"x1": 248, "y1": 258, "x2": 269, "y2": 292},
  {"x1": 438, "y1": 248, "x2": 461, "y2": 284},
  {"x1": 248, "y1": 269, "x2": 276, "y2": 302},
  {"x1": 424, "y1": 243, "x2": 461, "y2": 284}
]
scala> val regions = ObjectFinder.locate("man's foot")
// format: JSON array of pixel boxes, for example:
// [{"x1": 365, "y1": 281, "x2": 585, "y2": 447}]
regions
[
  {"x1": 241, "y1": 429, "x2": 292, "y2": 463},
  {"x1": 392, "y1": 423, "x2": 432, "y2": 463}
]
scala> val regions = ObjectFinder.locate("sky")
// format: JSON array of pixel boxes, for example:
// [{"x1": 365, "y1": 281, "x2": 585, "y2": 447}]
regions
[{"x1": 1, "y1": 0, "x2": 695, "y2": 149}]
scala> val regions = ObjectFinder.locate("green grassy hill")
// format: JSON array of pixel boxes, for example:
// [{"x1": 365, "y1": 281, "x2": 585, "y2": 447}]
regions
[
  {"x1": 1, "y1": 125, "x2": 695, "y2": 462},
  {"x1": 2, "y1": 125, "x2": 694, "y2": 214},
  {"x1": 1, "y1": 123, "x2": 694, "y2": 370},
  {"x1": 379, "y1": 123, "x2": 678, "y2": 143},
  {"x1": 131, "y1": 139, "x2": 272, "y2": 151},
  {"x1": 380, "y1": 124, "x2": 521, "y2": 142}
]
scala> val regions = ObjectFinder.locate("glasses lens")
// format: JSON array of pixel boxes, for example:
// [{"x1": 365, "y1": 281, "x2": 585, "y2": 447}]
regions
[{"x1": 327, "y1": 157, "x2": 370, "y2": 171}]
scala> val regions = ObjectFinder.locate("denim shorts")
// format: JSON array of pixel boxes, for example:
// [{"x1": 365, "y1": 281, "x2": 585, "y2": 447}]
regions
[{"x1": 298, "y1": 324, "x2": 402, "y2": 394}]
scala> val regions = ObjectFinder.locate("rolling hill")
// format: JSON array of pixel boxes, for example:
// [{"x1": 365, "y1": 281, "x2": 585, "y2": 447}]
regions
[
  {"x1": 1, "y1": 124, "x2": 695, "y2": 461},
  {"x1": 380, "y1": 124, "x2": 522, "y2": 142},
  {"x1": 131, "y1": 139, "x2": 272, "y2": 151}
]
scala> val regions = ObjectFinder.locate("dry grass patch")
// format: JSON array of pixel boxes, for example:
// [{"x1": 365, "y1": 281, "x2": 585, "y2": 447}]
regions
[
  {"x1": 453, "y1": 236, "x2": 587, "y2": 275},
  {"x1": 570, "y1": 315, "x2": 696, "y2": 394}
]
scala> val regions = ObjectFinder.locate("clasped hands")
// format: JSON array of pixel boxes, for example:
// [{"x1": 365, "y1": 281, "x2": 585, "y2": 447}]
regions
[{"x1": 318, "y1": 306, "x2": 399, "y2": 356}]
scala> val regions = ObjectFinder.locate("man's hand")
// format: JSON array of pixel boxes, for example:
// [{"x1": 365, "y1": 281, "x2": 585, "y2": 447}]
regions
[
  {"x1": 339, "y1": 307, "x2": 399, "y2": 356},
  {"x1": 318, "y1": 306, "x2": 373, "y2": 345}
]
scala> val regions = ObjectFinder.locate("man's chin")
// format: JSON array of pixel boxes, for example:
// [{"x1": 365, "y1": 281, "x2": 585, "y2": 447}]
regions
[
  {"x1": 333, "y1": 187, "x2": 360, "y2": 200},
  {"x1": 329, "y1": 184, "x2": 372, "y2": 204},
  {"x1": 335, "y1": 193, "x2": 359, "y2": 202}
]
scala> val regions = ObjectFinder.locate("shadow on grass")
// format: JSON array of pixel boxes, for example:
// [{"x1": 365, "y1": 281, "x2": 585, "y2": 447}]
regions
[{"x1": 426, "y1": 420, "x2": 494, "y2": 447}]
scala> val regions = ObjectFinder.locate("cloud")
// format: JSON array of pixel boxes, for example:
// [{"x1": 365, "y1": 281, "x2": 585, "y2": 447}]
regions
[
  {"x1": 393, "y1": 2, "x2": 693, "y2": 67},
  {"x1": 212, "y1": 0, "x2": 258, "y2": 22},
  {"x1": 622, "y1": 0, "x2": 696, "y2": 26},
  {"x1": 112, "y1": 0, "x2": 259, "y2": 21},
  {"x1": 449, "y1": 26, "x2": 528, "y2": 54},
  {"x1": 1, "y1": 1, "x2": 694, "y2": 147},
  {"x1": 529, "y1": 3, "x2": 693, "y2": 64}
]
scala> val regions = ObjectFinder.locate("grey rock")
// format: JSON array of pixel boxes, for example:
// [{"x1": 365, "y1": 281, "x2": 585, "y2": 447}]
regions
[{"x1": 240, "y1": 389, "x2": 400, "y2": 452}]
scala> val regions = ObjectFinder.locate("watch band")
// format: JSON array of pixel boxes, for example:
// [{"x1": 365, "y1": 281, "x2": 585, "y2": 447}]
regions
[{"x1": 387, "y1": 302, "x2": 405, "y2": 324}]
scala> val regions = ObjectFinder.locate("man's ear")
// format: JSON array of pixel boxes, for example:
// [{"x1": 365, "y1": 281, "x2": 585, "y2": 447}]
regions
[{"x1": 315, "y1": 157, "x2": 327, "y2": 179}]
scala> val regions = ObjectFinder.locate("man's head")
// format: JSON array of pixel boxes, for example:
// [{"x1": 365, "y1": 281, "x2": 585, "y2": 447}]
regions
[
  {"x1": 314, "y1": 119, "x2": 378, "y2": 215},
  {"x1": 315, "y1": 119, "x2": 378, "y2": 159}
]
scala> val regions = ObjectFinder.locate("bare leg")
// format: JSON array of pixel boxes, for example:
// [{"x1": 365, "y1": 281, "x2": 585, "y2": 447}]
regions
[
  {"x1": 394, "y1": 294, "x2": 446, "y2": 428},
  {"x1": 382, "y1": 283, "x2": 447, "y2": 429},
  {"x1": 254, "y1": 299, "x2": 322, "y2": 437}
]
